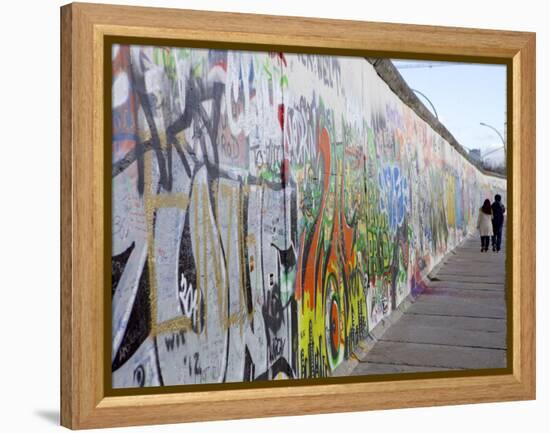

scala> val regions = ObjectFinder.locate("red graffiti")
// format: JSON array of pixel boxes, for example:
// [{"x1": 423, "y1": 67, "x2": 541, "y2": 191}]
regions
[
  {"x1": 269, "y1": 52, "x2": 288, "y2": 67},
  {"x1": 296, "y1": 127, "x2": 331, "y2": 308},
  {"x1": 278, "y1": 103, "x2": 285, "y2": 131}
]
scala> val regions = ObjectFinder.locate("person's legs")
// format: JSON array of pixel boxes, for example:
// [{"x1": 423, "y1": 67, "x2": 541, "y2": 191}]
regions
[
  {"x1": 481, "y1": 236, "x2": 490, "y2": 251},
  {"x1": 495, "y1": 224, "x2": 503, "y2": 251},
  {"x1": 491, "y1": 222, "x2": 497, "y2": 251}
]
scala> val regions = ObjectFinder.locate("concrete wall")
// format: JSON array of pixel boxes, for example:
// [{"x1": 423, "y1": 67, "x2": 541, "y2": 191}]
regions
[{"x1": 110, "y1": 45, "x2": 506, "y2": 387}]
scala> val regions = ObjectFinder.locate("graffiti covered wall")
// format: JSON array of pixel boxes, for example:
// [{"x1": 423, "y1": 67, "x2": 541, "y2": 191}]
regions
[{"x1": 110, "y1": 45, "x2": 506, "y2": 387}]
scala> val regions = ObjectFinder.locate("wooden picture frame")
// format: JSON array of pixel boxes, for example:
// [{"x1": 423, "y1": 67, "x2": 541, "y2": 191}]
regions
[{"x1": 60, "y1": 2, "x2": 536, "y2": 429}]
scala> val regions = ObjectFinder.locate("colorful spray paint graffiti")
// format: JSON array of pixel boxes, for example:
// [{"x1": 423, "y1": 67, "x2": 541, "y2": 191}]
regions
[{"x1": 110, "y1": 45, "x2": 506, "y2": 387}]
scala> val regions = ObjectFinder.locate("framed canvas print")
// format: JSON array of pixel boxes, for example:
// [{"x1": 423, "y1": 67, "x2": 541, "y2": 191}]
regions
[{"x1": 60, "y1": 2, "x2": 536, "y2": 429}]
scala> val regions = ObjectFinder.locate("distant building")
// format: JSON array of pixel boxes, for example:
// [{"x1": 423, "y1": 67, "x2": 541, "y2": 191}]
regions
[{"x1": 469, "y1": 148, "x2": 481, "y2": 162}]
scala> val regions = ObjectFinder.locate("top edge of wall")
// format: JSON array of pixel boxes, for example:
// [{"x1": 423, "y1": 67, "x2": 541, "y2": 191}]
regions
[{"x1": 365, "y1": 58, "x2": 506, "y2": 181}]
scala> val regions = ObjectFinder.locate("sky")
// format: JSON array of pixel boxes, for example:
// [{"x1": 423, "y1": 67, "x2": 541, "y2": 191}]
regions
[{"x1": 390, "y1": 60, "x2": 507, "y2": 167}]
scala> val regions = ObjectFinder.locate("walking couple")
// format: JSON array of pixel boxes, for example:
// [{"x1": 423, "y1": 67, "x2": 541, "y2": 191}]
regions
[{"x1": 477, "y1": 194, "x2": 505, "y2": 253}]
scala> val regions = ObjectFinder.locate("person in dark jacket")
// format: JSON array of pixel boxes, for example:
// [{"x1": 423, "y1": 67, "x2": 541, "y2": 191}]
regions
[{"x1": 491, "y1": 194, "x2": 506, "y2": 252}]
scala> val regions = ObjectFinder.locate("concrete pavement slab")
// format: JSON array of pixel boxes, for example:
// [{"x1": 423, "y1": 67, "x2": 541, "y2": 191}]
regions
[
  {"x1": 361, "y1": 341, "x2": 506, "y2": 369},
  {"x1": 380, "y1": 323, "x2": 506, "y2": 349},
  {"x1": 394, "y1": 313, "x2": 506, "y2": 333},
  {"x1": 351, "y1": 362, "x2": 452, "y2": 376}
]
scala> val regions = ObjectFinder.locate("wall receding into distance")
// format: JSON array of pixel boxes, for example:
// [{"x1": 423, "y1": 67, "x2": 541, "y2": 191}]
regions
[{"x1": 110, "y1": 45, "x2": 506, "y2": 387}]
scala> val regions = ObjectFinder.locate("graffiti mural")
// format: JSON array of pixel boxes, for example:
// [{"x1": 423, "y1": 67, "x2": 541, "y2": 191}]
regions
[{"x1": 110, "y1": 45, "x2": 506, "y2": 388}]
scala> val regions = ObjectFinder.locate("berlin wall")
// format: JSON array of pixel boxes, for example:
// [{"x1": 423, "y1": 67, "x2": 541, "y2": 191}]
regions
[{"x1": 110, "y1": 45, "x2": 507, "y2": 387}]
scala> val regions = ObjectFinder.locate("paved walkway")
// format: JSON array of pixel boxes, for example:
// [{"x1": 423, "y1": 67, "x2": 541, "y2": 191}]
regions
[{"x1": 348, "y1": 231, "x2": 507, "y2": 376}]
